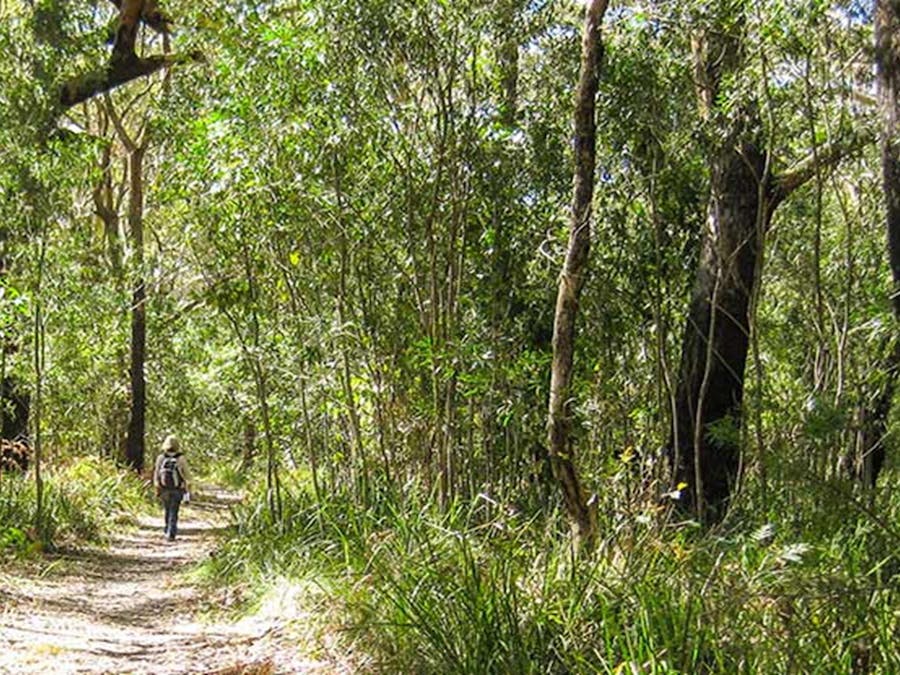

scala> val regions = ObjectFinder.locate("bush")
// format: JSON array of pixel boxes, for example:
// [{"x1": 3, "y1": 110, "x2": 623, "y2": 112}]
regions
[
  {"x1": 0, "y1": 456, "x2": 151, "y2": 555},
  {"x1": 210, "y1": 469, "x2": 900, "y2": 674}
]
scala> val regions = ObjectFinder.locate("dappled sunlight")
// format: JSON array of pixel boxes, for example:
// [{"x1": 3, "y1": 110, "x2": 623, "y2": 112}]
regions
[{"x1": 0, "y1": 488, "x2": 342, "y2": 674}]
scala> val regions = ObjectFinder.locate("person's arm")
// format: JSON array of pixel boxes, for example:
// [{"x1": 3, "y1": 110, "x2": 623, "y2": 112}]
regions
[
  {"x1": 178, "y1": 455, "x2": 190, "y2": 492},
  {"x1": 153, "y1": 455, "x2": 161, "y2": 493}
]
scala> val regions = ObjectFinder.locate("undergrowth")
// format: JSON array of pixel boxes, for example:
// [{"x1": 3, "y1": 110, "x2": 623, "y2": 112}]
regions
[
  {"x1": 208, "y1": 471, "x2": 900, "y2": 674},
  {"x1": 0, "y1": 456, "x2": 151, "y2": 556}
]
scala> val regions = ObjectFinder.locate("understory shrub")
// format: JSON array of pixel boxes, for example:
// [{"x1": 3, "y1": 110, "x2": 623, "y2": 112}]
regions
[
  {"x1": 0, "y1": 456, "x2": 150, "y2": 554},
  {"x1": 209, "y1": 470, "x2": 900, "y2": 673}
]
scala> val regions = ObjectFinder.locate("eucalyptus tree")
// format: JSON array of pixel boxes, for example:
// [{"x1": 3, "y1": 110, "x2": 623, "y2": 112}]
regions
[
  {"x1": 547, "y1": 0, "x2": 609, "y2": 550},
  {"x1": 867, "y1": 0, "x2": 900, "y2": 487},
  {"x1": 58, "y1": 0, "x2": 198, "y2": 111},
  {"x1": 666, "y1": 1, "x2": 871, "y2": 521}
]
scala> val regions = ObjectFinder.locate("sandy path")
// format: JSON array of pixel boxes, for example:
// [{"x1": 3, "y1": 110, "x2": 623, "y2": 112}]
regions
[{"x1": 0, "y1": 488, "x2": 343, "y2": 674}]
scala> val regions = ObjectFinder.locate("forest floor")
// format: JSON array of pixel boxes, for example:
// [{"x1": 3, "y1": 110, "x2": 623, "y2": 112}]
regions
[{"x1": 0, "y1": 486, "x2": 355, "y2": 674}]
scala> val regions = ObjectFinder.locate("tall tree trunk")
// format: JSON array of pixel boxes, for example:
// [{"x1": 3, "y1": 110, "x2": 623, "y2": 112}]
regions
[
  {"x1": 32, "y1": 237, "x2": 46, "y2": 535},
  {"x1": 483, "y1": 0, "x2": 520, "y2": 493},
  {"x1": 672, "y1": 13, "x2": 775, "y2": 522},
  {"x1": 125, "y1": 144, "x2": 146, "y2": 472},
  {"x1": 333, "y1": 158, "x2": 369, "y2": 503},
  {"x1": 860, "y1": 0, "x2": 900, "y2": 488},
  {"x1": 497, "y1": 0, "x2": 519, "y2": 127},
  {"x1": 546, "y1": 0, "x2": 608, "y2": 552},
  {"x1": 878, "y1": 0, "x2": 900, "y2": 307},
  {"x1": 669, "y1": 117, "x2": 769, "y2": 521},
  {"x1": 670, "y1": 15, "x2": 866, "y2": 516}
]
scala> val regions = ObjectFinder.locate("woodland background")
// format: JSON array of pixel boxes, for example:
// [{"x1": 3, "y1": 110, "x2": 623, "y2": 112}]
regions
[{"x1": 2, "y1": 0, "x2": 900, "y2": 671}]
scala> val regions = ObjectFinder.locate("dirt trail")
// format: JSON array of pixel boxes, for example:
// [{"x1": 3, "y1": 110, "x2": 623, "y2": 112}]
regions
[{"x1": 0, "y1": 487, "x2": 344, "y2": 674}]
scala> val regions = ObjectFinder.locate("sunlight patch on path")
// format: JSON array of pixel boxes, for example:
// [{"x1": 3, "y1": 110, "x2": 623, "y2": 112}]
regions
[{"x1": 0, "y1": 487, "x2": 348, "y2": 674}]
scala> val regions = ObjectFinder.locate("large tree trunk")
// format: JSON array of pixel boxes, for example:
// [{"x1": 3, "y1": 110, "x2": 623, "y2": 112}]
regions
[
  {"x1": 124, "y1": 144, "x2": 146, "y2": 472},
  {"x1": 669, "y1": 123, "x2": 770, "y2": 522},
  {"x1": 877, "y1": 0, "x2": 900, "y2": 305},
  {"x1": 669, "y1": 71, "x2": 865, "y2": 518},
  {"x1": 862, "y1": 0, "x2": 900, "y2": 488},
  {"x1": 546, "y1": 0, "x2": 608, "y2": 551}
]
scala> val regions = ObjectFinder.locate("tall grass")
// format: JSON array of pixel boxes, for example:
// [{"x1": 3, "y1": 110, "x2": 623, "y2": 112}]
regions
[
  {"x1": 0, "y1": 456, "x2": 150, "y2": 554},
  {"x1": 210, "y1": 471, "x2": 900, "y2": 673}
]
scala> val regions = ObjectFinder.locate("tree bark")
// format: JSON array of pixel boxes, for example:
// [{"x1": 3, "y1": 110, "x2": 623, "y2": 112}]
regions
[
  {"x1": 108, "y1": 0, "x2": 173, "y2": 34},
  {"x1": 111, "y1": 0, "x2": 145, "y2": 61},
  {"x1": 546, "y1": 0, "x2": 608, "y2": 552},
  {"x1": 497, "y1": 0, "x2": 519, "y2": 127},
  {"x1": 124, "y1": 143, "x2": 146, "y2": 472},
  {"x1": 861, "y1": 0, "x2": 900, "y2": 487},
  {"x1": 877, "y1": 0, "x2": 900, "y2": 305},
  {"x1": 240, "y1": 416, "x2": 256, "y2": 472},
  {"x1": 57, "y1": 0, "x2": 201, "y2": 112},
  {"x1": 669, "y1": 52, "x2": 870, "y2": 519},
  {"x1": 60, "y1": 56, "x2": 170, "y2": 111},
  {"x1": 669, "y1": 115, "x2": 769, "y2": 521}
]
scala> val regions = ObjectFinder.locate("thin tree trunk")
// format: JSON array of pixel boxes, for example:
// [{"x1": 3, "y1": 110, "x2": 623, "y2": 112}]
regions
[
  {"x1": 106, "y1": 94, "x2": 149, "y2": 473},
  {"x1": 300, "y1": 376, "x2": 321, "y2": 502},
  {"x1": 333, "y1": 159, "x2": 369, "y2": 503},
  {"x1": 240, "y1": 416, "x2": 256, "y2": 472},
  {"x1": 546, "y1": 0, "x2": 608, "y2": 552},
  {"x1": 124, "y1": 143, "x2": 146, "y2": 472},
  {"x1": 32, "y1": 236, "x2": 46, "y2": 536},
  {"x1": 497, "y1": 0, "x2": 519, "y2": 127},
  {"x1": 483, "y1": 0, "x2": 520, "y2": 494},
  {"x1": 238, "y1": 235, "x2": 282, "y2": 520}
]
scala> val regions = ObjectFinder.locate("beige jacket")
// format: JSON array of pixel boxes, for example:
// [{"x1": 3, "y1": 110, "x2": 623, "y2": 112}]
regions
[{"x1": 153, "y1": 452, "x2": 190, "y2": 491}]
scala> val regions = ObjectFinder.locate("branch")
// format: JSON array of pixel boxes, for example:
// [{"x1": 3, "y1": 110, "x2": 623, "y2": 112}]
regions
[
  {"x1": 58, "y1": 51, "x2": 203, "y2": 111},
  {"x1": 111, "y1": 0, "x2": 145, "y2": 60},
  {"x1": 108, "y1": 0, "x2": 173, "y2": 35},
  {"x1": 104, "y1": 92, "x2": 136, "y2": 152},
  {"x1": 770, "y1": 130, "x2": 876, "y2": 205}
]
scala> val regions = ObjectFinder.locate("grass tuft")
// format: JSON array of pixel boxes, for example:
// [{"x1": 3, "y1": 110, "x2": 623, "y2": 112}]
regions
[
  {"x1": 208, "y1": 470, "x2": 900, "y2": 673},
  {"x1": 0, "y1": 456, "x2": 151, "y2": 555}
]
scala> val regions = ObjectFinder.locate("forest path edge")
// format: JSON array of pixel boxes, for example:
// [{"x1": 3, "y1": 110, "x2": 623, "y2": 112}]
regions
[{"x1": 0, "y1": 485, "x2": 351, "y2": 674}]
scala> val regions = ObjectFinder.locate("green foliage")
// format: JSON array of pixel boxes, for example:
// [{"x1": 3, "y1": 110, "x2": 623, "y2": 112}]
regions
[
  {"x1": 0, "y1": 457, "x2": 150, "y2": 555},
  {"x1": 212, "y1": 470, "x2": 900, "y2": 673},
  {"x1": 0, "y1": 0, "x2": 896, "y2": 668}
]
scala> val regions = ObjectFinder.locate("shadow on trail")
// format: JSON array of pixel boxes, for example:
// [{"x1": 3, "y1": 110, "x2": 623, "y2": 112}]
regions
[
  {"x1": 53, "y1": 547, "x2": 182, "y2": 573},
  {"x1": 0, "y1": 485, "x2": 323, "y2": 675},
  {"x1": 132, "y1": 521, "x2": 233, "y2": 539},
  {"x1": 44, "y1": 487, "x2": 240, "y2": 571},
  {"x1": 3, "y1": 586, "x2": 189, "y2": 628}
]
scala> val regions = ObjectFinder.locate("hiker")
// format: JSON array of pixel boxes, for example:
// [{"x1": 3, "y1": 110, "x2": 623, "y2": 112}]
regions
[{"x1": 153, "y1": 434, "x2": 190, "y2": 541}]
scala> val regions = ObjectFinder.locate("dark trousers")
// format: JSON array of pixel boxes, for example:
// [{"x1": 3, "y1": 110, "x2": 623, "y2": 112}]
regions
[{"x1": 161, "y1": 488, "x2": 184, "y2": 539}]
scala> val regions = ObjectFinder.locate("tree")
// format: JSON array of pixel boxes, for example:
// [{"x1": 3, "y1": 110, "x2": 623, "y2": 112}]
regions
[
  {"x1": 105, "y1": 97, "x2": 150, "y2": 472},
  {"x1": 547, "y1": 0, "x2": 609, "y2": 551},
  {"x1": 59, "y1": 0, "x2": 199, "y2": 111},
  {"x1": 668, "y1": 4, "x2": 870, "y2": 521},
  {"x1": 864, "y1": 0, "x2": 900, "y2": 488}
]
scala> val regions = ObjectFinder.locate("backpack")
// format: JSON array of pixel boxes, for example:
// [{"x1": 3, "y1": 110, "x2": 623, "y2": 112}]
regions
[{"x1": 158, "y1": 453, "x2": 183, "y2": 489}]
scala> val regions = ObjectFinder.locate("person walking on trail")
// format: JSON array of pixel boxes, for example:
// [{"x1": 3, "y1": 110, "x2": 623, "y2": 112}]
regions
[{"x1": 154, "y1": 434, "x2": 190, "y2": 541}]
